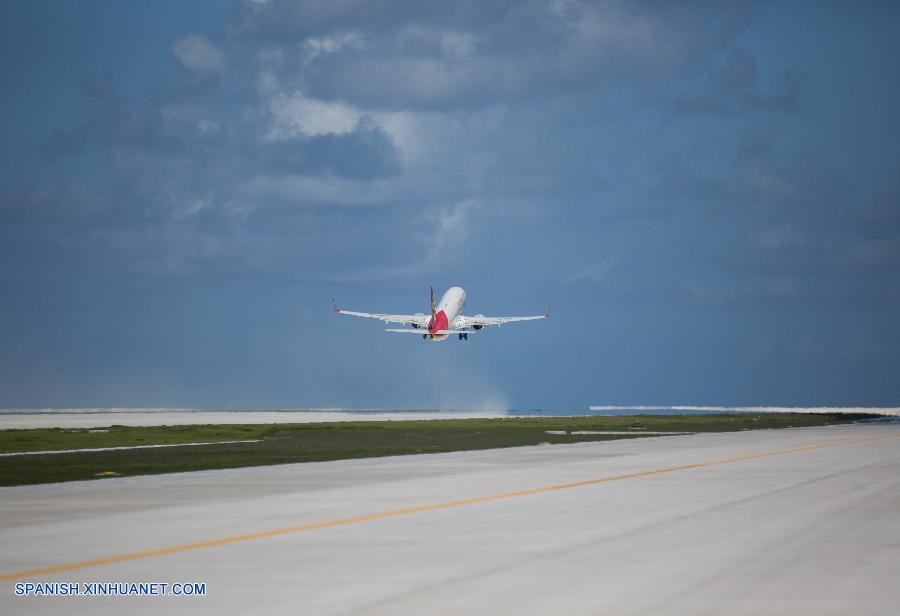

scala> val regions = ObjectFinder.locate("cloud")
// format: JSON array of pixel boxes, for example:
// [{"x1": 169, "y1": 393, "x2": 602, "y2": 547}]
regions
[
  {"x1": 268, "y1": 91, "x2": 362, "y2": 137},
  {"x1": 662, "y1": 49, "x2": 808, "y2": 115},
  {"x1": 323, "y1": 199, "x2": 484, "y2": 283},
  {"x1": 238, "y1": 174, "x2": 393, "y2": 207},
  {"x1": 567, "y1": 255, "x2": 619, "y2": 286},
  {"x1": 20, "y1": 0, "x2": 752, "y2": 288},
  {"x1": 302, "y1": 31, "x2": 363, "y2": 62},
  {"x1": 171, "y1": 35, "x2": 225, "y2": 72},
  {"x1": 434, "y1": 198, "x2": 478, "y2": 236},
  {"x1": 18, "y1": 0, "x2": 894, "y2": 302},
  {"x1": 260, "y1": 124, "x2": 403, "y2": 180},
  {"x1": 228, "y1": 1, "x2": 752, "y2": 110}
]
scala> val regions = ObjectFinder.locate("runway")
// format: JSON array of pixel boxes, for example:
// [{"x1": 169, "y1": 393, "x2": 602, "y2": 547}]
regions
[{"x1": 2, "y1": 422, "x2": 899, "y2": 615}]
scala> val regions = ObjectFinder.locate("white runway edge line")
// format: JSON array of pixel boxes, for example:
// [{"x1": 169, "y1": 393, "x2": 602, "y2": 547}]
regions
[
  {"x1": 0, "y1": 440, "x2": 262, "y2": 457},
  {"x1": 545, "y1": 431, "x2": 694, "y2": 436},
  {"x1": 589, "y1": 405, "x2": 900, "y2": 416}
]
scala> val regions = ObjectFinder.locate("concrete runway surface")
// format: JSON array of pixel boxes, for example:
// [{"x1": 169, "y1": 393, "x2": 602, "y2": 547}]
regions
[{"x1": 2, "y1": 422, "x2": 899, "y2": 615}]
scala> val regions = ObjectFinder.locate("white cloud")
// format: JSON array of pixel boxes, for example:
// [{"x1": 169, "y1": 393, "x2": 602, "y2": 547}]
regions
[
  {"x1": 197, "y1": 119, "x2": 221, "y2": 134},
  {"x1": 438, "y1": 31, "x2": 478, "y2": 60},
  {"x1": 414, "y1": 199, "x2": 482, "y2": 265},
  {"x1": 374, "y1": 105, "x2": 506, "y2": 162},
  {"x1": 170, "y1": 195, "x2": 212, "y2": 221},
  {"x1": 268, "y1": 92, "x2": 361, "y2": 137},
  {"x1": 171, "y1": 35, "x2": 225, "y2": 73},
  {"x1": 370, "y1": 111, "x2": 422, "y2": 158},
  {"x1": 238, "y1": 174, "x2": 390, "y2": 206},
  {"x1": 435, "y1": 198, "x2": 478, "y2": 236},
  {"x1": 303, "y1": 32, "x2": 363, "y2": 63}
]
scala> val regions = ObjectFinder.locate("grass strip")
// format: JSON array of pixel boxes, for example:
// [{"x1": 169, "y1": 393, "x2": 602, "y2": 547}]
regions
[{"x1": 0, "y1": 413, "x2": 874, "y2": 486}]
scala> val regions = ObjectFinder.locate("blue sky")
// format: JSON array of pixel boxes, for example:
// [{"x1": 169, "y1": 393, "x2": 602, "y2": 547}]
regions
[{"x1": 1, "y1": 1, "x2": 898, "y2": 410}]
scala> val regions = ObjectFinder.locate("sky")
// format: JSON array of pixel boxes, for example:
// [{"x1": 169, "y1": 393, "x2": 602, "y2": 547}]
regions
[{"x1": 1, "y1": 0, "x2": 898, "y2": 410}]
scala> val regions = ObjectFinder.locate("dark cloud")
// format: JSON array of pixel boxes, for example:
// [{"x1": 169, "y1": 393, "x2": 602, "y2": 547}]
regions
[
  {"x1": 258, "y1": 120, "x2": 402, "y2": 180},
  {"x1": 663, "y1": 49, "x2": 808, "y2": 114}
]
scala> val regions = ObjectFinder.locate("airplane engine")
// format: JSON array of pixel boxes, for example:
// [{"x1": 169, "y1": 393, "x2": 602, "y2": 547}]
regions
[
  {"x1": 472, "y1": 315, "x2": 485, "y2": 330},
  {"x1": 411, "y1": 313, "x2": 425, "y2": 328}
]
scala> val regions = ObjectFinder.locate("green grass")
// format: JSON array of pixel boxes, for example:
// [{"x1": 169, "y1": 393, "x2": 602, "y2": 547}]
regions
[
  {"x1": 0, "y1": 413, "x2": 874, "y2": 486},
  {"x1": 0, "y1": 424, "x2": 272, "y2": 454}
]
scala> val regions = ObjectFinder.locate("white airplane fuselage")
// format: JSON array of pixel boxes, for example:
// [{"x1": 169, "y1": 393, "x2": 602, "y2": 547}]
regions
[{"x1": 427, "y1": 286, "x2": 466, "y2": 341}]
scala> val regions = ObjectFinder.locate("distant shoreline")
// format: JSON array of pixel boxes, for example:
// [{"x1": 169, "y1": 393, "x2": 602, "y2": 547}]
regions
[
  {"x1": 590, "y1": 405, "x2": 900, "y2": 416},
  {"x1": 1, "y1": 407, "x2": 896, "y2": 430},
  {"x1": 3, "y1": 406, "x2": 897, "y2": 415}
]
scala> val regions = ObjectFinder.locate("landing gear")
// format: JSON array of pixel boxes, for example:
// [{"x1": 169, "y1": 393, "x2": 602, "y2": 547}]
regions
[
  {"x1": 458, "y1": 333, "x2": 468, "y2": 341},
  {"x1": 423, "y1": 334, "x2": 428, "y2": 340}
]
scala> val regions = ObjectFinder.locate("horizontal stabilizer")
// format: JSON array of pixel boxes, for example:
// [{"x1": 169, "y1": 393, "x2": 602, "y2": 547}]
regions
[{"x1": 385, "y1": 329, "x2": 474, "y2": 335}]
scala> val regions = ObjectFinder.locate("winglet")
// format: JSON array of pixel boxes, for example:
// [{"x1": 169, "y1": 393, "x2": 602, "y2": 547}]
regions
[
  {"x1": 545, "y1": 303, "x2": 551, "y2": 319},
  {"x1": 332, "y1": 298, "x2": 341, "y2": 313}
]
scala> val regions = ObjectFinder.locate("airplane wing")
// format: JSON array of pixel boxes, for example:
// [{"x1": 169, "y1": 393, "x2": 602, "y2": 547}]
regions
[
  {"x1": 385, "y1": 329, "x2": 470, "y2": 334},
  {"x1": 456, "y1": 312, "x2": 549, "y2": 328},
  {"x1": 333, "y1": 302, "x2": 430, "y2": 327}
]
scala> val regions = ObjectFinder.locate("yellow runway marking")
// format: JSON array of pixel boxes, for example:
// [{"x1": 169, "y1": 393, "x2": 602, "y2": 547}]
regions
[{"x1": 2, "y1": 432, "x2": 898, "y2": 581}]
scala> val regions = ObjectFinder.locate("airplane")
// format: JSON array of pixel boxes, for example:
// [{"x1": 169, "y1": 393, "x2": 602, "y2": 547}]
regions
[{"x1": 333, "y1": 286, "x2": 548, "y2": 341}]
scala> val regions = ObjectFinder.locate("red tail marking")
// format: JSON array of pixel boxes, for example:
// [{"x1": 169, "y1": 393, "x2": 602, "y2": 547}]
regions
[{"x1": 429, "y1": 310, "x2": 449, "y2": 335}]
